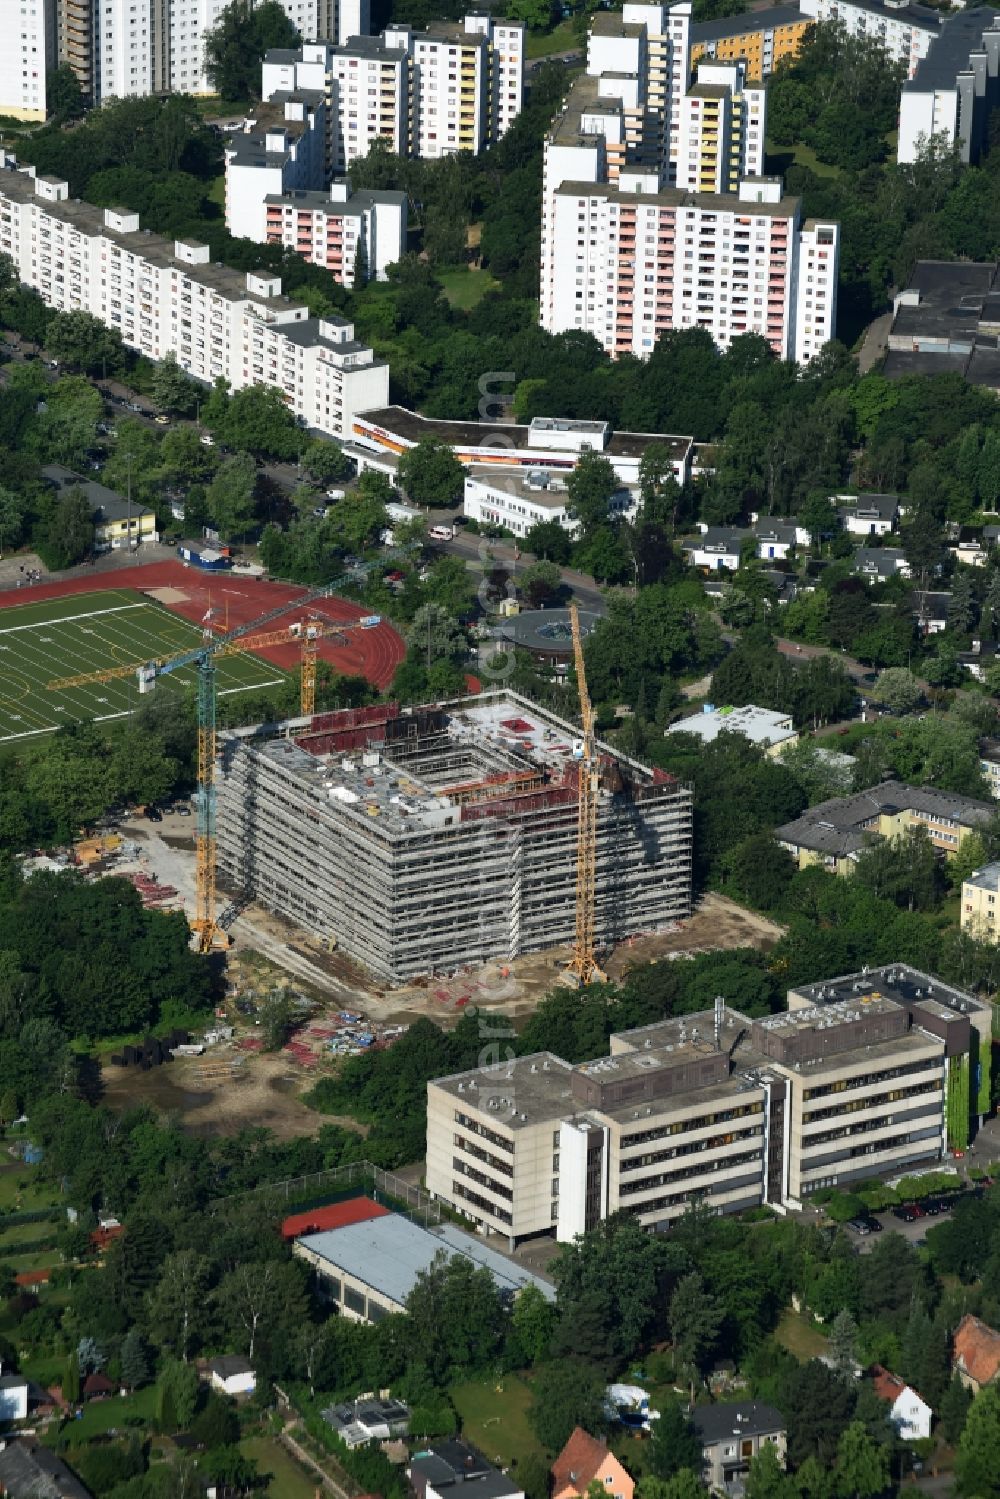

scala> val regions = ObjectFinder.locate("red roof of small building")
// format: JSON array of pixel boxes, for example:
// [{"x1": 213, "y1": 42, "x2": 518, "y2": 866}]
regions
[
  {"x1": 280, "y1": 1196, "x2": 391, "y2": 1241},
  {"x1": 870, "y1": 1365, "x2": 906, "y2": 1404},
  {"x1": 14, "y1": 1270, "x2": 50, "y2": 1287},
  {"x1": 954, "y1": 1314, "x2": 1000, "y2": 1388},
  {"x1": 552, "y1": 1428, "x2": 621, "y2": 1495},
  {"x1": 82, "y1": 1372, "x2": 114, "y2": 1397}
]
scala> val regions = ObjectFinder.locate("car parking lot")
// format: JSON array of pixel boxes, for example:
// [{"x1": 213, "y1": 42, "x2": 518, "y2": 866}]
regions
[{"x1": 849, "y1": 1187, "x2": 991, "y2": 1252}]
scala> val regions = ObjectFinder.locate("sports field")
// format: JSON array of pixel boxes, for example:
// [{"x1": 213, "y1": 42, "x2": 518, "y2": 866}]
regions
[{"x1": 0, "y1": 589, "x2": 286, "y2": 743}]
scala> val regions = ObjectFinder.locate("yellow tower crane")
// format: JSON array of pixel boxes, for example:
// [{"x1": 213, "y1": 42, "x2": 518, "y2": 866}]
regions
[
  {"x1": 568, "y1": 601, "x2": 605, "y2": 986},
  {"x1": 47, "y1": 592, "x2": 382, "y2": 951}
]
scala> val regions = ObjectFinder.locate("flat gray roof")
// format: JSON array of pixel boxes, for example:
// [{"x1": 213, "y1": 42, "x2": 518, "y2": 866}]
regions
[{"x1": 299, "y1": 1213, "x2": 556, "y2": 1303}]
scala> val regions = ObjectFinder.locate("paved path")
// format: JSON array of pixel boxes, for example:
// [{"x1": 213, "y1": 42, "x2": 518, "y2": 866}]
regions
[{"x1": 280, "y1": 1423, "x2": 352, "y2": 1499}]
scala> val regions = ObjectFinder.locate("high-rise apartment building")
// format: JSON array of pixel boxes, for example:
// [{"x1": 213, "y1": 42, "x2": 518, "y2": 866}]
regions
[
  {"x1": 0, "y1": 167, "x2": 388, "y2": 439},
  {"x1": 800, "y1": 0, "x2": 941, "y2": 77},
  {"x1": 258, "y1": 14, "x2": 523, "y2": 173},
  {"x1": 54, "y1": 0, "x2": 369, "y2": 102},
  {"x1": 225, "y1": 91, "x2": 329, "y2": 241},
  {"x1": 689, "y1": 4, "x2": 810, "y2": 81},
  {"x1": 542, "y1": 171, "x2": 837, "y2": 364},
  {"x1": 0, "y1": 0, "x2": 57, "y2": 120},
  {"x1": 540, "y1": 0, "x2": 838, "y2": 363},
  {"x1": 263, "y1": 181, "x2": 407, "y2": 284}
]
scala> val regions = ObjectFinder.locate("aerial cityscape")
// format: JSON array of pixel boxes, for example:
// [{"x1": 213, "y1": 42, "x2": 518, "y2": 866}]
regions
[{"x1": 1, "y1": 0, "x2": 1000, "y2": 1491}]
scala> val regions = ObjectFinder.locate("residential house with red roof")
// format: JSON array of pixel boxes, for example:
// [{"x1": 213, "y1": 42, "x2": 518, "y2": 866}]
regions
[
  {"x1": 953, "y1": 1314, "x2": 1000, "y2": 1393},
  {"x1": 552, "y1": 1429, "x2": 634, "y2": 1499},
  {"x1": 870, "y1": 1366, "x2": 932, "y2": 1442}
]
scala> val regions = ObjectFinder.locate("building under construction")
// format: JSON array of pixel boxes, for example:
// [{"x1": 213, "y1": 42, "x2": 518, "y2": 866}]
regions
[{"x1": 216, "y1": 691, "x2": 693, "y2": 984}]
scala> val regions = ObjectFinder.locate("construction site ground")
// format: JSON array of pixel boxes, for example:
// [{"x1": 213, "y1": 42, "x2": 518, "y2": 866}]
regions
[{"x1": 97, "y1": 816, "x2": 785, "y2": 1134}]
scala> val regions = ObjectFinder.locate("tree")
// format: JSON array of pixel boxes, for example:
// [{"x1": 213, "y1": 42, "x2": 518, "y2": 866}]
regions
[
  {"x1": 637, "y1": 1474, "x2": 705, "y2": 1499},
  {"x1": 302, "y1": 440, "x2": 353, "y2": 486},
  {"x1": 405, "y1": 1252, "x2": 507, "y2": 1383},
  {"x1": 649, "y1": 1398, "x2": 703, "y2": 1480},
  {"x1": 147, "y1": 1250, "x2": 211, "y2": 1362},
  {"x1": 219, "y1": 384, "x2": 303, "y2": 460},
  {"x1": 827, "y1": 1310, "x2": 860, "y2": 1380},
  {"x1": 260, "y1": 984, "x2": 294, "y2": 1051},
  {"x1": 206, "y1": 454, "x2": 258, "y2": 539},
  {"x1": 745, "y1": 1442, "x2": 795, "y2": 1499},
  {"x1": 46, "y1": 63, "x2": 85, "y2": 120},
  {"x1": 520, "y1": 560, "x2": 562, "y2": 607},
  {"x1": 901, "y1": 508, "x2": 944, "y2": 589},
  {"x1": 62, "y1": 1350, "x2": 80, "y2": 1405},
  {"x1": 670, "y1": 1272, "x2": 721, "y2": 1401},
  {"x1": 0, "y1": 488, "x2": 26, "y2": 555},
  {"x1": 833, "y1": 1421, "x2": 890, "y2": 1499},
  {"x1": 529, "y1": 1359, "x2": 608, "y2": 1453},
  {"x1": 119, "y1": 1327, "x2": 151, "y2": 1390},
  {"x1": 77, "y1": 1335, "x2": 106, "y2": 1373},
  {"x1": 397, "y1": 438, "x2": 465, "y2": 509},
  {"x1": 46, "y1": 310, "x2": 124, "y2": 376},
  {"x1": 157, "y1": 1359, "x2": 198, "y2": 1432},
  {"x1": 940, "y1": 1372, "x2": 973, "y2": 1446},
  {"x1": 800, "y1": 492, "x2": 840, "y2": 554},
  {"x1": 725, "y1": 833, "x2": 794, "y2": 912},
  {"x1": 150, "y1": 352, "x2": 198, "y2": 417},
  {"x1": 949, "y1": 570, "x2": 977, "y2": 636},
  {"x1": 872, "y1": 667, "x2": 922, "y2": 715},
  {"x1": 506, "y1": 0, "x2": 556, "y2": 28},
  {"x1": 524, "y1": 518, "x2": 573, "y2": 563},
  {"x1": 957, "y1": 1382, "x2": 1000, "y2": 1495},
  {"x1": 407, "y1": 604, "x2": 467, "y2": 668},
  {"x1": 205, "y1": 0, "x2": 300, "y2": 100},
  {"x1": 215, "y1": 1258, "x2": 307, "y2": 1363},
  {"x1": 567, "y1": 451, "x2": 619, "y2": 539},
  {"x1": 784, "y1": 1361, "x2": 857, "y2": 1465},
  {"x1": 511, "y1": 1283, "x2": 557, "y2": 1366}
]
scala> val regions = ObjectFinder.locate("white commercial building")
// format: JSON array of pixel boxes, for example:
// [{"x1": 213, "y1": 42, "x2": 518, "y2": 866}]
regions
[
  {"x1": 259, "y1": 14, "x2": 523, "y2": 174},
  {"x1": 668, "y1": 702, "x2": 798, "y2": 755},
  {"x1": 0, "y1": 167, "x2": 388, "y2": 441},
  {"x1": 0, "y1": 0, "x2": 57, "y2": 119}
]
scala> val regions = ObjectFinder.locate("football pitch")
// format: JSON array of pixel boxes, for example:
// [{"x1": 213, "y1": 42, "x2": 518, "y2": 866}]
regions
[{"x1": 0, "y1": 589, "x2": 287, "y2": 744}]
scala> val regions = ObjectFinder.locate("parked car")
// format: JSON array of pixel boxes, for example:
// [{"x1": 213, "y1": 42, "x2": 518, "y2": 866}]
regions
[
  {"x1": 922, "y1": 1198, "x2": 942, "y2": 1216},
  {"x1": 312, "y1": 506, "x2": 329, "y2": 519},
  {"x1": 154, "y1": 414, "x2": 169, "y2": 425},
  {"x1": 199, "y1": 433, "x2": 215, "y2": 447},
  {"x1": 893, "y1": 1204, "x2": 920, "y2": 1222},
  {"x1": 146, "y1": 807, "x2": 163, "y2": 823},
  {"x1": 176, "y1": 804, "x2": 192, "y2": 817},
  {"x1": 847, "y1": 1217, "x2": 873, "y2": 1236}
]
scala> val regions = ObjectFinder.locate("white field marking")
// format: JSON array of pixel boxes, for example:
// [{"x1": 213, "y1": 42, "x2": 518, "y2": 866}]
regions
[
  {"x1": 0, "y1": 678, "x2": 285, "y2": 741},
  {"x1": 0, "y1": 602, "x2": 147, "y2": 636}
]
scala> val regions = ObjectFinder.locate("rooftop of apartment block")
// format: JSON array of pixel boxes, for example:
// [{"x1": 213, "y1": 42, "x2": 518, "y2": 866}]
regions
[
  {"x1": 548, "y1": 74, "x2": 624, "y2": 146},
  {"x1": 667, "y1": 703, "x2": 796, "y2": 747},
  {"x1": 965, "y1": 861, "x2": 1000, "y2": 893},
  {"x1": 828, "y1": 0, "x2": 941, "y2": 30},
  {"x1": 590, "y1": 12, "x2": 647, "y2": 37},
  {"x1": 904, "y1": 5, "x2": 1000, "y2": 91},
  {"x1": 356, "y1": 405, "x2": 694, "y2": 461},
  {"x1": 775, "y1": 779, "x2": 995, "y2": 855},
  {"x1": 263, "y1": 186, "x2": 407, "y2": 214},
  {"x1": 689, "y1": 4, "x2": 804, "y2": 43},
  {"x1": 0, "y1": 166, "x2": 338, "y2": 318},
  {"x1": 554, "y1": 176, "x2": 802, "y2": 219},
  {"x1": 222, "y1": 691, "x2": 684, "y2": 842}
]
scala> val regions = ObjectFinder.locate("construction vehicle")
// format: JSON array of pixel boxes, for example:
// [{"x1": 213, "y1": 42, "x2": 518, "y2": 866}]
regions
[
  {"x1": 48, "y1": 592, "x2": 382, "y2": 953},
  {"x1": 567, "y1": 601, "x2": 606, "y2": 986}
]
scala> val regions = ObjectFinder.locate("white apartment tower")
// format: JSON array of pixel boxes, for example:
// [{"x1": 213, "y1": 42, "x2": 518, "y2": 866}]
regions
[
  {"x1": 675, "y1": 59, "x2": 765, "y2": 193},
  {"x1": 0, "y1": 0, "x2": 57, "y2": 119},
  {"x1": 0, "y1": 168, "x2": 388, "y2": 439},
  {"x1": 259, "y1": 14, "x2": 523, "y2": 172},
  {"x1": 263, "y1": 180, "x2": 407, "y2": 283}
]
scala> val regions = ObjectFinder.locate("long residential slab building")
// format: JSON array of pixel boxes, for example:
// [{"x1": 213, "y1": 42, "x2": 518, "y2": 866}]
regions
[
  {"x1": 0, "y1": 164, "x2": 388, "y2": 441},
  {"x1": 215, "y1": 692, "x2": 694, "y2": 985},
  {"x1": 427, "y1": 965, "x2": 993, "y2": 1245}
]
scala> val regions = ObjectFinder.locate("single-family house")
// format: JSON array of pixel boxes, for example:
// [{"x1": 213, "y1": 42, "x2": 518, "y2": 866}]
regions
[
  {"x1": 837, "y1": 494, "x2": 899, "y2": 538},
  {"x1": 409, "y1": 1440, "x2": 524, "y2": 1499},
  {"x1": 980, "y1": 738, "x2": 1000, "y2": 798},
  {"x1": 750, "y1": 512, "x2": 811, "y2": 547},
  {"x1": 691, "y1": 1402, "x2": 786, "y2": 1493},
  {"x1": 912, "y1": 591, "x2": 951, "y2": 634},
  {"x1": 953, "y1": 1313, "x2": 1000, "y2": 1392},
  {"x1": 752, "y1": 518, "x2": 801, "y2": 561},
  {"x1": 682, "y1": 527, "x2": 751, "y2": 571},
  {"x1": 208, "y1": 1355, "x2": 255, "y2": 1397},
  {"x1": 40, "y1": 464, "x2": 159, "y2": 551},
  {"x1": 551, "y1": 1428, "x2": 634, "y2": 1499},
  {"x1": 949, "y1": 526, "x2": 992, "y2": 568},
  {"x1": 81, "y1": 1372, "x2": 113, "y2": 1402},
  {"x1": 322, "y1": 1396, "x2": 410, "y2": 1449},
  {"x1": 853, "y1": 547, "x2": 911, "y2": 582},
  {"x1": 870, "y1": 1366, "x2": 932, "y2": 1442},
  {"x1": 959, "y1": 638, "x2": 999, "y2": 682},
  {"x1": 0, "y1": 1372, "x2": 28, "y2": 1424},
  {"x1": 0, "y1": 1437, "x2": 92, "y2": 1498}
]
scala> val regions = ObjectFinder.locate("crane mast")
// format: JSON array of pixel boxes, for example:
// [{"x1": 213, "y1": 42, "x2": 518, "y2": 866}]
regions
[{"x1": 568, "y1": 602, "x2": 603, "y2": 985}]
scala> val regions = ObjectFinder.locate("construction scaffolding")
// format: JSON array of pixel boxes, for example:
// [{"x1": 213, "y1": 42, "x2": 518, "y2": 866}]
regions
[{"x1": 215, "y1": 690, "x2": 694, "y2": 985}]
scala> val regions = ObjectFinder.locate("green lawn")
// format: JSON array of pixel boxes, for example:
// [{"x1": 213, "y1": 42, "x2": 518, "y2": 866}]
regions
[
  {"x1": 0, "y1": 1163, "x2": 59, "y2": 1212},
  {"x1": 525, "y1": 19, "x2": 579, "y2": 58},
  {"x1": 242, "y1": 1435, "x2": 319, "y2": 1499},
  {"x1": 451, "y1": 1375, "x2": 544, "y2": 1468},
  {"x1": 0, "y1": 588, "x2": 286, "y2": 743},
  {"x1": 774, "y1": 1308, "x2": 828, "y2": 1362},
  {"x1": 436, "y1": 266, "x2": 501, "y2": 311},
  {"x1": 765, "y1": 141, "x2": 843, "y2": 180},
  {"x1": 54, "y1": 1386, "x2": 158, "y2": 1440},
  {"x1": 206, "y1": 172, "x2": 226, "y2": 208}
]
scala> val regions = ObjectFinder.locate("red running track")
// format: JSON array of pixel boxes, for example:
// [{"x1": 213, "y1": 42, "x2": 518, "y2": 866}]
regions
[{"x1": 0, "y1": 561, "x2": 406, "y2": 690}]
